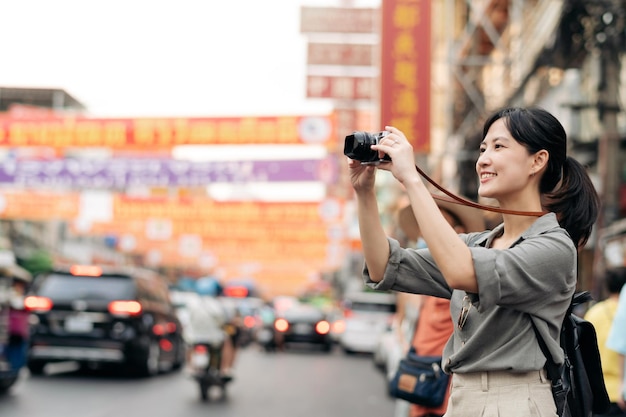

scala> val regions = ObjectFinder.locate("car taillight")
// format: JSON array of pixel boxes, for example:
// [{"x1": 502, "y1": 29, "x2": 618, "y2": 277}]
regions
[
  {"x1": 243, "y1": 315, "x2": 256, "y2": 328},
  {"x1": 108, "y1": 300, "x2": 142, "y2": 316},
  {"x1": 165, "y1": 322, "x2": 177, "y2": 333},
  {"x1": 152, "y1": 322, "x2": 176, "y2": 335},
  {"x1": 332, "y1": 319, "x2": 346, "y2": 334},
  {"x1": 24, "y1": 296, "x2": 53, "y2": 312},
  {"x1": 159, "y1": 339, "x2": 173, "y2": 352},
  {"x1": 194, "y1": 344, "x2": 208, "y2": 354},
  {"x1": 152, "y1": 323, "x2": 165, "y2": 335},
  {"x1": 274, "y1": 318, "x2": 289, "y2": 332},
  {"x1": 315, "y1": 320, "x2": 330, "y2": 335}
]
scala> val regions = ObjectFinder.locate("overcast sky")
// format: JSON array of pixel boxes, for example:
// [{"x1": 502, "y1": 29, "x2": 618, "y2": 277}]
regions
[
  {"x1": 2, "y1": 0, "x2": 382, "y2": 202},
  {"x1": 1, "y1": 0, "x2": 367, "y2": 118}
]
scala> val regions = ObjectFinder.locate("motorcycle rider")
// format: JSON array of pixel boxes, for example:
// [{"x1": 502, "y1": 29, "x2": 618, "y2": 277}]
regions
[{"x1": 184, "y1": 294, "x2": 234, "y2": 379}]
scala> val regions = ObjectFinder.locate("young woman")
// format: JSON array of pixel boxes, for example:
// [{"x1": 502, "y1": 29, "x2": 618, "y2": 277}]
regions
[{"x1": 348, "y1": 107, "x2": 600, "y2": 416}]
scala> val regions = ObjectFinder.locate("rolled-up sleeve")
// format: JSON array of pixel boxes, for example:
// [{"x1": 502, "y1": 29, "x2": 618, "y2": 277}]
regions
[
  {"x1": 469, "y1": 228, "x2": 576, "y2": 316},
  {"x1": 363, "y1": 237, "x2": 452, "y2": 299},
  {"x1": 362, "y1": 214, "x2": 575, "y2": 317}
]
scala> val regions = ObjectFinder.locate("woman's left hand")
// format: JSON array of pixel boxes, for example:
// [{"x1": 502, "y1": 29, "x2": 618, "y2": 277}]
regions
[{"x1": 370, "y1": 126, "x2": 421, "y2": 185}]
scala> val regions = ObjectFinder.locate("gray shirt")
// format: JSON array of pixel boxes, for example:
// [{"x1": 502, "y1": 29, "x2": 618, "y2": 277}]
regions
[{"x1": 364, "y1": 213, "x2": 576, "y2": 374}]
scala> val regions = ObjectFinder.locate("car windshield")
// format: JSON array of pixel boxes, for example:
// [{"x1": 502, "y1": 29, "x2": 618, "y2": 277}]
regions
[
  {"x1": 283, "y1": 304, "x2": 323, "y2": 320},
  {"x1": 350, "y1": 301, "x2": 396, "y2": 313},
  {"x1": 37, "y1": 274, "x2": 135, "y2": 301}
]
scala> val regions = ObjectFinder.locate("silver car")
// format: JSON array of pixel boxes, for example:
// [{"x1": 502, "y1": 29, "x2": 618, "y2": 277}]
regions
[{"x1": 336, "y1": 291, "x2": 397, "y2": 354}]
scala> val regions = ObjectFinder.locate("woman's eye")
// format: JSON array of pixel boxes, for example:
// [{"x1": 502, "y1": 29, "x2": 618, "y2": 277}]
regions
[{"x1": 479, "y1": 147, "x2": 486, "y2": 153}]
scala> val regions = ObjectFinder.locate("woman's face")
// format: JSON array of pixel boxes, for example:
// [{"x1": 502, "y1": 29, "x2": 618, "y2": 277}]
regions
[{"x1": 476, "y1": 118, "x2": 535, "y2": 201}]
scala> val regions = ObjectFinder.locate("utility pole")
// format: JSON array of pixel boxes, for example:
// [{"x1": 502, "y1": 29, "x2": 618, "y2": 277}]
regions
[
  {"x1": 589, "y1": 0, "x2": 624, "y2": 298},
  {"x1": 597, "y1": 47, "x2": 621, "y2": 228}
]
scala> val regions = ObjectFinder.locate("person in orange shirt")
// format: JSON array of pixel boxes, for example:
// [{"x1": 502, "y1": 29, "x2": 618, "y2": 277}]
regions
[{"x1": 397, "y1": 199, "x2": 486, "y2": 417}]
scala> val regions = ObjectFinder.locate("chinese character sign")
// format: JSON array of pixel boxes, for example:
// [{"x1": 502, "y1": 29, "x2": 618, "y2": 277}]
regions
[{"x1": 380, "y1": 0, "x2": 431, "y2": 153}]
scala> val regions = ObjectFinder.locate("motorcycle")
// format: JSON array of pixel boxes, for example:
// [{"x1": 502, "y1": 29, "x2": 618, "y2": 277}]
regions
[
  {"x1": 181, "y1": 294, "x2": 235, "y2": 402},
  {"x1": 255, "y1": 304, "x2": 278, "y2": 352},
  {"x1": 256, "y1": 323, "x2": 278, "y2": 352},
  {"x1": 189, "y1": 337, "x2": 232, "y2": 402}
]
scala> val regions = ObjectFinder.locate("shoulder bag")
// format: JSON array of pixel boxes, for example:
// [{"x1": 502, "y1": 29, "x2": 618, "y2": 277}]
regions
[{"x1": 388, "y1": 347, "x2": 450, "y2": 407}]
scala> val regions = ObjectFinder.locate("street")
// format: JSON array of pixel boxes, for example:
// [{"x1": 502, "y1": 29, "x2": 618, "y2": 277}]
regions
[{"x1": 1, "y1": 345, "x2": 395, "y2": 417}]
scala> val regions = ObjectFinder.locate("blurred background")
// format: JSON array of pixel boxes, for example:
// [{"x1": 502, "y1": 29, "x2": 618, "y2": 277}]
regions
[{"x1": 0, "y1": 0, "x2": 625, "y2": 416}]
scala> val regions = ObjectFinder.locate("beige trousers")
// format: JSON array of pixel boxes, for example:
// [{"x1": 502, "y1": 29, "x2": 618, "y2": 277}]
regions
[{"x1": 443, "y1": 369, "x2": 558, "y2": 417}]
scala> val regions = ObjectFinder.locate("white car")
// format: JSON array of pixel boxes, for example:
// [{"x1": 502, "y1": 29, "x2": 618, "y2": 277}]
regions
[{"x1": 337, "y1": 291, "x2": 397, "y2": 354}]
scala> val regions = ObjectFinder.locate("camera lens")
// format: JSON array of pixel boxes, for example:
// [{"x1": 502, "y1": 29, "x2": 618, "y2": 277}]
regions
[
  {"x1": 344, "y1": 131, "x2": 391, "y2": 163},
  {"x1": 344, "y1": 131, "x2": 379, "y2": 162}
]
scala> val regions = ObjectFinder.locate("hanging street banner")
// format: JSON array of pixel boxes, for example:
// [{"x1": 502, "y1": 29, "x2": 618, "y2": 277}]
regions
[
  {"x1": 0, "y1": 114, "x2": 335, "y2": 148},
  {"x1": 0, "y1": 190, "x2": 80, "y2": 220},
  {"x1": 0, "y1": 189, "x2": 348, "y2": 296},
  {"x1": 0, "y1": 191, "x2": 344, "y2": 228},
  {"x1": 0, "y1": 156, "x2": 338, "y2": 188},
  {"x1": 105, "y1": 196, "x2": 344, "y2": 223},
  {"x1": 380, "y1": 0, "x2": 431, "y2": 153},
  {"x1": 0, "y1": 189, "x2": 348, "y2": 267}
]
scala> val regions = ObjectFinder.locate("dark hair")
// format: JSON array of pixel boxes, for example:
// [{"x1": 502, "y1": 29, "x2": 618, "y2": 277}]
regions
[
  {"x1": 605, "y1": 266, "x2": 626, "y2": 294},
  {"x1": 482, "y1": 107, "x2": 600, "y2": 248},
  {"x1": 440, "y1": 208, "x2": 463, "y2": 230}
]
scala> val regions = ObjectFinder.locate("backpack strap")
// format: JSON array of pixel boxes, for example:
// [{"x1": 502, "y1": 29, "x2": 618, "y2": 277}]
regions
[
  {"x1": 530, "y1": 318, "x2": 562, "y2": 383},
  {"x1": 531, "y1": 292, "x2": 591, "y2": 383}
]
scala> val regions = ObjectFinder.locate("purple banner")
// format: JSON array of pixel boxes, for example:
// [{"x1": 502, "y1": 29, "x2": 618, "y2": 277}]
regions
[{"x1": 0, "y1": 157, "x2": 338, "y2": 189}]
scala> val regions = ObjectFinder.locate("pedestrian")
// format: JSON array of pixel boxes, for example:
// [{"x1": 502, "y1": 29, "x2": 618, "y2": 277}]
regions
[
  {"x1": 585, "y1": 266, "x2": 626, "y2": 416},
  {"x1": 5, "y1": 271, "x2": 31, "y2": 371},
  {"x1": 348, "y1": 106, "x2": 600, "y2": 416},
  {"x1": 607, "y1": 269, "x2": 626, "y2": 415}
]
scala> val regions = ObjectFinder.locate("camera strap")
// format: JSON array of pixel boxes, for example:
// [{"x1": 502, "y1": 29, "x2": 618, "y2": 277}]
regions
[{"x1": 414, "y1": 164, "x2": 548, "y2": 217}]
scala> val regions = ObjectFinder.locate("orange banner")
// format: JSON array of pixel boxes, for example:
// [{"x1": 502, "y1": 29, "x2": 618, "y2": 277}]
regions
[
  {"x1": 70, "y1": 197, "x2": 348, "y2": 269},
  {"x1": 120, "y1": 238, "x2": 334, "y2": 263},
  {"x1": 0, "y1": 114, "x2": 335, "y2": 148},
  {"x1": 145, "y1": 249, "x2": 341, "y2": 297},
  {"x1": 77, "y1": 219, "x2": 342, "y2": 243},
  {"x1": 380, "y1": 0, "x2": 431, "y2": 153},
  {"x1": 0, "y1": 190, "x2": 349, "y2": 295},
  {"x1": 129, "y1": 237, "x2": 346, "y2": 297},
  {"x1": 213, "y1": 261, "x2": 329, "y2": 298},
  {"x1": 109, "y1": 196, "x2": 344, "y2": 223},
  {"x1": 0, "y1": 190, "x2": 79, "y2": 220}
]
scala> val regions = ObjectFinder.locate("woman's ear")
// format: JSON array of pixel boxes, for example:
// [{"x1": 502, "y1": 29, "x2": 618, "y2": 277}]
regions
[{"x1": 532, "y1": 149, "x2": 549, "y2": 174}]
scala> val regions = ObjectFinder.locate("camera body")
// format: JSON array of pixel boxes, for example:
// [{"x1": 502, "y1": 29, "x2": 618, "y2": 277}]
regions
[{"x1": 344, "y1": 131, "x2": 391, "y2": 164}]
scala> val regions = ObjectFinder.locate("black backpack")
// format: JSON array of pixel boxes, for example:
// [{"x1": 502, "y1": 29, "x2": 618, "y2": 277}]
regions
[{"x1": 532, "y1": 291, "x2": 611, "y2": 417}]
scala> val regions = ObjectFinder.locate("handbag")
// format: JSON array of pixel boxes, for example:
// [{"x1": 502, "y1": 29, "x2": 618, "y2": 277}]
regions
[{"x1": 388, "y1": 348, "x2": 450, "y2": 407}]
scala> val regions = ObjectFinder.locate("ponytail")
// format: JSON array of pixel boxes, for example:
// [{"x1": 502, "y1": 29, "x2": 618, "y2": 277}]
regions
[{"x1": 544, "y1": 157, "x2": 600, "y2": 248}]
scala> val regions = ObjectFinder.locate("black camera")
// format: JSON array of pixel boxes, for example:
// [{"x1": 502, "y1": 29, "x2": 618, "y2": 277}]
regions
[{"x1": 343, "y1": 131, "x2": 391, "y2": 164}]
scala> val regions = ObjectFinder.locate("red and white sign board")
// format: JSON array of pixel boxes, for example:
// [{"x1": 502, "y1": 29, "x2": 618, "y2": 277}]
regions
[
  {"x1": 307, "y1": 43, "x2": 375, "y2": 66},
  {"x1": 300, "y1": 7, "x2": 379, "y2": 34},
  {"x1": 307, "y1": 75, "x2": 376, "y2": 100}
]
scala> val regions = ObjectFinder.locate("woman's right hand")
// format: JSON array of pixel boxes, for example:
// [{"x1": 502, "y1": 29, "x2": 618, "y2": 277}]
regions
[{"x1": 348, "y1": 157, "x2": 377, "y2": 193}]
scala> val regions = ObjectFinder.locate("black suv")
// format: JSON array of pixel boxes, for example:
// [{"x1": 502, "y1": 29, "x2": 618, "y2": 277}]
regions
[{"x1": 25, "y1": 265, "x2": 185, "y2": 377}]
